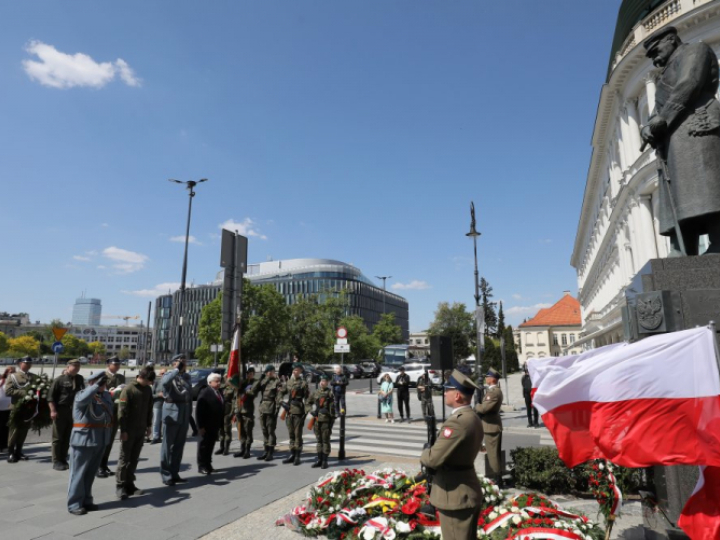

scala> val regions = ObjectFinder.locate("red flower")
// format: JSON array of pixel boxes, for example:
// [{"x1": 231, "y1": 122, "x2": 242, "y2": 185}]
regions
[{"x1": 401, "y1": 497, "x2": 421, "y2": 515}]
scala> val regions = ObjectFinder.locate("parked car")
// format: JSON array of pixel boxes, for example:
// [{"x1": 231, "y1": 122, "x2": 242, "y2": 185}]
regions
[
  {"x1": 315, "y1": 364, "x2": 354, "y2": 379},
  {"x1": 278, "y1": 362, "x2": 323, "y2": 384},
  {"x1": 346, "y1": 364, "x2": 365, "y2": 379},
  {"x1": 189, "y1": 367, "x2": 226, "y2": 400},
  {"x1": 376, "y1": 363, "x2": 441, "y2": 388},
  {"x1": 359, "y1": 361, "x2": 381, "y2": 378}
]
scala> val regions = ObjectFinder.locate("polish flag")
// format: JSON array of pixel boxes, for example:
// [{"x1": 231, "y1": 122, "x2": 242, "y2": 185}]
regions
[
  {"x1": 677, "y1": 465, "x2": 720, "y2": 539},
  {"x1": 227, "y1": 326, "x2": 241, "y2": 388},
  {"x1": 528, "y1": 327, "x2": 720, "y2": 469}
]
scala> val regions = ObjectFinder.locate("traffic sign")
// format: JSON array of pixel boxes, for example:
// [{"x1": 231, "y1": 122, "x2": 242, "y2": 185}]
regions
[
  {"x1": 52, "y1": 327, "x2": 68, "y2": 341},
  {"x1": 336, "y1": 338, "x2": 348, "y2": 346},
  {"x1": 52, "y1": 341, "x2": 65, "y2": 354},
  {"x1": 334, "y1": 344, "x2": 350, "y2": 354},
  {"x1": 336, "y1": 327, "x2": 348, "y2": 339}
]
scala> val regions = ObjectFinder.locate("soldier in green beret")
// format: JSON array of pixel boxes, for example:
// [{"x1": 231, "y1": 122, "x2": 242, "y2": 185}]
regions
[
  {"x1": 255, "y1": 365, "x2": 282, "y2": 461},
  {"x1": 280, "y1": 362, "x2": 309, "y2": 466},
  {"x1": 48, "y1": 359, "x2": 85, "y2": 470},
  {"x1": 475, "y1": 367, "x2": 504, "y2": 485},
  {"x1": 307, "y1": 374, "x2": 336, "y2": 469}
]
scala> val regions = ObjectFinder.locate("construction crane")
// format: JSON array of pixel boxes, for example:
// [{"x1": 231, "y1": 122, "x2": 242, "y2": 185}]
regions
[{"x1": 101, "y1": 315, "x2": 141, "y2": 326}]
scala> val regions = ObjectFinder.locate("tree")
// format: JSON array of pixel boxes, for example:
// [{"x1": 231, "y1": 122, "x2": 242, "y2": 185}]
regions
[
  {"x1": 196, "y1": 293, "x2": 223, "y2": 366},
  {"x1": 480, "y1": 278, "x2": 498, "y2": 337},
  {"x1": 87, "y1": 341, "x2": 107, "y2": 359},
  {"x1": 428, "y1": 302, "x2": 474, "y2": 363},
  {"x1": 118, "y1": 347, "x2": 131, "y2": 361},
  {"x1": 503, "y1": 325, "x2": 520, "y2": 373},
  {"x1": 8, "y1": 335, "x2": 40, "y2": 357},
  {"x1": 242, "y1": 282, "x2": 291, "y2": 364},
  {"x1": 0, "y1": 331, "x2": 8, "y2": 353},
  {"x1": 339, "y1": 315, "x2": 380, "y2": 363},
  {"x1": 497, "y1": 301, "x2": 506, "y2": 338},
  {"x1": 372, "y1": 313, "x2": 403, "y2": 348},
  {"x1": 24, "y1": 330, "x2": 52, "y2": 355},
  {"x1": 288, "y1": 294, "x2": 333, "y2": 364},
  {"x1": 61, "y1": 334, "x2": 90, "y2": 357}
]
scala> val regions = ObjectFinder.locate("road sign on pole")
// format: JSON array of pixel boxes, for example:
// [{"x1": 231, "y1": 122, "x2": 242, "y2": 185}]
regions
[
  {"x1": 52, "y1": 342, "x2": 65, "y2": 354},
  {"x1": 336, "y1": 327, "x2": 348, "y2": 339},
  {"x1": 334, "y1": 344, "x2": 350, "y2": 354},
  {"x1": 52, "y1": 327, "x2": 68, "y2": 341}
]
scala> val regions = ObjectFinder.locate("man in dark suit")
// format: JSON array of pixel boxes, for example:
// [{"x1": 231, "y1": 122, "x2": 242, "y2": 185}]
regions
[{"x1": 195, "y1": 372, "x2": 224, "y2": 474}]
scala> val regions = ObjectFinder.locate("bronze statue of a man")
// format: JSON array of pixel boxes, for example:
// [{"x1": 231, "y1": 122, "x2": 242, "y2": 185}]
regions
[{"x1": 641, "y1": 26, "x2": 720, "y2": 256}]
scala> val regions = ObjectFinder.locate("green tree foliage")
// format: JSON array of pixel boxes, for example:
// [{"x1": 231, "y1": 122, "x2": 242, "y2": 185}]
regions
[
  {"x1": 61, "y1": 334, "x2": 91, "y2": 357},
  {"x1": 497, "y1": 301, "x2": 506, "y2": 338},
  {"x1": 8, "y1": 335, "x2": 41, "y2": 357},
  {"x1": 483, "y1": 336, "x2": 501, "y2": 372},
  {"x1": 288, "y1": 294, "x2": 333, "y2": 364},
  {"x1": 0, "y1": 331, "x2": 8, "y2": 353},
  {"x1": 428, "y1": 302, "x2": 474, "y2": 364},
  {"x1": 87, "y1": 341, "x2": 107, "y2": 359},
  {"x1": 24, "y1": 330, "x2": 52, "y2": 355},
  {"x1": 480, "y1": 278, "x2": 498, "y2": 337},
  {"x1": 372, "y1": 313, "x2": 403, "y2": 348},
  {"x1": 196, "y1": 293, "x2": 223, "y2": 366},
  {"x1": 503, "y1": 325, "x2": 520, "y2": 372},
  {"x1": 243, "y1": 282, "x2": 291, "y2": 363},
  {"x1": 118, "y1": 347, "x2": 131, "y2": 361},
  {"x1": 339, "y1": 315, "x2": 380, "y2": 362}
]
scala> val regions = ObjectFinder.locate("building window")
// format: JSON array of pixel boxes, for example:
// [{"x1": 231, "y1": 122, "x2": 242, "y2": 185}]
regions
[
  {"x1": 561, "y1": 334, "x2": 568, "y2": 346},
  {"x1": 552, "y1": 335, "x2": 558, "y2": 346},
  {"x1": 570, "y1": 334, "x2": 575, "y2": 343}
]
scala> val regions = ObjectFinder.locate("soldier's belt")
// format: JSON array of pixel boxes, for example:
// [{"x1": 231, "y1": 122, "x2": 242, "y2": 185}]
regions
[
  {"x1": 442, "y1": 464, "x2": 474, "y2": 472},
  {"x1": 73, "y1": 423, "x2": 112, "y2": 429}
]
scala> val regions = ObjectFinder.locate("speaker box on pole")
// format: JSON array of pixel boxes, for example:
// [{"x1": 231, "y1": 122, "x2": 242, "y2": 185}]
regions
[{"x1": 429, "y1": 336, "x2": 454, "y2": 371}]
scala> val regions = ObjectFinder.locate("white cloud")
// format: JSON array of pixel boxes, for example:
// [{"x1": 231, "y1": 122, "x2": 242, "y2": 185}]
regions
[
  {"x1": 170, "y1": 235, "x2": 201, "y2": 245},
  {"x1": 102, "y1": 246, "x2": 148, "y2": 273},
  {"x1": 73, "y1": 255, "x2": 91, "y2": 262},
  {"x1": 392, "y1": 280, "x2": 431, "y2": 291},
  {"x1": 505, "y1": 303, "x2": 552, "y2": 317},
  {"x1": 219, "y1": 218, "x2": 268, "y2": 240},
  {"x1": 22, "y1": 41, "x2": 141, "y2": 89},
  {"x1": 123, "y1": 282, "x2": 180, "y2": 298},
  {"x1": 512, "y1": 294, "x2": 523, "y2": 300}
]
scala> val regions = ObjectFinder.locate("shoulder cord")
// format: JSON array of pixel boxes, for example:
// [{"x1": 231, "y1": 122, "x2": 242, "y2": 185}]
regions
[{"x1": 10, "y1": 373, "x2": 30, "y2": 389}]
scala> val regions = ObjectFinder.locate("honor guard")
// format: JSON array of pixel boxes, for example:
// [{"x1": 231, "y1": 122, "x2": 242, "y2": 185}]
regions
[
  {"x1": 420, "y1": 370, "x2": 484, "y2": 540},
  {"x1": 307, "y1": 374, "x2": 336, "y2": 469},
  {"x1": 160, "y1": 354, "x2": 192, "y2": 486},
  {"x1": 4, "y1": 356, "x2": 41, "y2": 463},
  {"x1": 475, "y1": 367, "x2": 504, "y2": 486},
  {"x1": 115, "y1": 368, "x2": 155, "y2": 499},
  {"x1": 97, "y1": 357, "x2": 126, "y2": 478},
  {"x1": 49, "y1": 359, "x2": 85, "y2": 470},
  {"x1": 217, "y1": 376, "x2": 237, "y2": 456},
  {"x1": 280, "y1": 362, "x2": 309, "y2": 466},
  {"x1": 233, "y1": 367, "x2": 260, "y2": 459},
  {"x1": 416, "y1": 371, "x2": 436, "y2": 420},
  {"x1": 67, "y1": 370, "x2": 114, "y2": 515},
  {"x1": 255, "y1": 365, "x2": 282, "y2": 462}
]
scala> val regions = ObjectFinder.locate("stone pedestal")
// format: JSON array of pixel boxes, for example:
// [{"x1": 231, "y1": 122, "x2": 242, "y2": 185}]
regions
[{"x1": 622, "y1": 254, "x2": 720, "y2": 540}]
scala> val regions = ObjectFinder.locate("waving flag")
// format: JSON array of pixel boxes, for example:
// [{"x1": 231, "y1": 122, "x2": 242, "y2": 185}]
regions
[
  {"x1": 227, "y1": 325, "x2": 241, "y2": 388},
  {"x1": 677, "y1": 465, "x2": 720, "y2": 539}
]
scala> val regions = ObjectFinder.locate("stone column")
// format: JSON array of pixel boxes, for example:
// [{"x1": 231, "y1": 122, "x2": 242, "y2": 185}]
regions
[
  {"x1": 625, "y1": 98, "x2": 643, "y2": 158},
  {"x1": 639, "y1": 194, "x2": 659, "y2": 259},
  {"x1": 644, "y1": 72, "x2": 657, "y2": 115}
]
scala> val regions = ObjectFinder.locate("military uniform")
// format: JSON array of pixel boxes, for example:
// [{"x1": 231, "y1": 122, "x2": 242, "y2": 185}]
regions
[
  {"x1": 217, "y1": 379, "x2": 237, "y2": 455},
  {"x1": 281, "y1": 372, "x2": 309, "y2": 465},
  {"x1": 256, "y1": 367, "x2": 282, "y2": 461},
  {"x1": 49, "y1": 365, "x2": 85, "y2": 469},
  {"x1": 307, "y1": 383, "x2": 335, "y2": 469},
  {"x1": 115, "y1": 379, "x2": 153, "y2": 498},
  {"x1": 330, "y1": 371, "x2": 348, "y2": 415},
  {"x1": 160, "y1": 365, "x2": 192, "y2": 485},
  {"x1": 475, "y1": 372, "x2": 503, "y2": 485},
  {"x1": 421, "y1": 369, "x2": 484, "y2": 540},
  {"x1": 4, "y1": 362, "x2": 41, "y2": 462},
  {"x1": 416, "y1": 373, "x2": 436, "y2": 419},
  {"x1": 233, "y1": 373, "x2": 260, "y2": 459},
  {"x1": 98, "y1": 363, "x2": 126, "y2": 477},
  {"x1": 67, "y1": 374, "x2": 114, "y2": 515}
]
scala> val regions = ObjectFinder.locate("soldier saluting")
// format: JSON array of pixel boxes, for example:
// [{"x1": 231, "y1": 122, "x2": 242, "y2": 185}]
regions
[
  {"x1": 97, "y1": 357, "x2": 125, "y2": 478},
  {"x1": 233, "y1": 366, "x2": 260, "y2": 459},
  {"x1": 4, "y1": 356, "x2": 41, "y2": 463},
  {"x1": 160, "y1": 354, "x2": 192, "y2": 486},
  {"x1": 49, "y1": 359, "x2": 85, "y2": 471},
  {"x1": 307, "y1": 374, "x2": 335, "y2": 469},
  {"x1": 255, "y1": 365, "x2": 282, "y2": 462},
  {"x1": 280, "y1": 362, "x2": 309, "y2": 466}
]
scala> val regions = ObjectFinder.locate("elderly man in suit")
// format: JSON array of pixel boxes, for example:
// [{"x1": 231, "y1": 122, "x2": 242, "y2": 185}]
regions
[
  {"x1": 420, "y1": 369, "x2": 483, "y2": 540},
  {"x1": 67, "y1": 370, "x2": 114, "y2": 516},
  {"x1": 160, "y1": 354, "x2": 192, "y2": 486},
  {"x1": 196, "y1": 372, "x2": 225, "y2": 474}
]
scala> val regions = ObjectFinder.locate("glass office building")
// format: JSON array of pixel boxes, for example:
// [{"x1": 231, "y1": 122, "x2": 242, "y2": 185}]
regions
[{"x1": 71, "y1": 297, "x2": 102, "y2": 326}]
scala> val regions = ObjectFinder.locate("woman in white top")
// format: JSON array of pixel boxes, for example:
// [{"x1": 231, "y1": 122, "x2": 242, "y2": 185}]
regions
[{"x1": 0, "y1": 367, "x2": 16, "y2": 453}]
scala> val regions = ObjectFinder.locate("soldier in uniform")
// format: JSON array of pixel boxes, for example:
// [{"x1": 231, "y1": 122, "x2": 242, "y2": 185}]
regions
[
  {"x1": 280, "y1": 362, "x2": 309, "y2": 466},
  {"x1": 475, "y1": 367, "x2": 504, "y2": 486},
  {"x1": 307, "y1": 374, "x2": 335, "y2": 469},
  {"x1": 331, "y1": 365, "x2": 348, "y2": 416},
  {"x1": 160, "y1": 354, "x2": 192, "y2": 486},
  {"x1": 67, "y1": 370, "x2": 114, "y2": 515},
  {"x1": 420, "y1": 369, "x2": 483, "y2": 540},
  {"x1": 216, "y1": 375, "x2": 237, "y2": 456},
  {"x1": 49, "y1": 359, "x2": 85, "y2": 470},
  {"x1": 416, "y1": 370, "x2": 436, "y2": 420},
  {"x1": 233, "y1": 367, "x2": 260, "y2": 459},
  {"x1": 115, "y1": 368, "x2": 154, "y2": 499},
  {"x1": 97, "y1": 357, "x2": 126, "y2": 478},
  {"x1": 4, "y1": 356, "x2": 41, "y2": 463},
  {"x1": 255, "y1": 365, "x2": 281, "y2": 462}
]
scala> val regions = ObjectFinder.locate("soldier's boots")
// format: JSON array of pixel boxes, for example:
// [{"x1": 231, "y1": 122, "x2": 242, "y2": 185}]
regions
[
  {"x1": 116, "y1": 486, "x2": 129, "y2": 500},
  {"x1": 222, "y1": 440, "x2": 230, "y2": 456},
  {"x1": 233, "y1": 443, "x2": 246, "y2": 458},
  {"x1": 264, "y1": 447, "x2": 274, "y2": 462},
  {"x1": 256, "y1": 445, "x2": 268, "y2": 460},
  {"x1": 214, "y1": 441, "x2": 225, "y2": 455},
  {"x1": 293, "y1": 450, "x2": 302, "y2": 466},
  {"x1": 311, "y1": 453, "x2": 323, "y2": 468},
  {"x1": 53, "y1": 461, "x2": 67, "y2": 471},
  {"x1": 282, "y1": 450, "x2": 296, "y2": 464},
  {"x1": 321, "y1": 454, "x2": 329, "y2": 470},
  {"x1": 242, "y1": 444, "x2": 251, "y2": 459},
  {"x1": 128, "y1": 484, "x2": 144, "y2": 496}
]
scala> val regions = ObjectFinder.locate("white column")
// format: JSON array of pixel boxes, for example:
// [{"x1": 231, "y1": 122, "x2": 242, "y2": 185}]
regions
[
  {"x1": 639, "y1": 194, "x2": 659, "y2": 259},
  {"x1": 652, "y1": 191, "x2": 670, "y2": 258},
  {"x1": 645, "y1": 73, "x2": 657, "y2": 116},
  {"x1": 619, "y1": 106, "x2": 634, "y2": 168},
  {"x1": 617, "y1": 221, "x2": 630, "y2": 282},
  {"x1": 625, "y1": 98, "x2": 643, "y2": 158}
]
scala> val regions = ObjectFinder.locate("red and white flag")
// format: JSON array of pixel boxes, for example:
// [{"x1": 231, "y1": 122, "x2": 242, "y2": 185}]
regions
[
  {"x1": 227, "y1": 326, "x2": 241, "y2": 388},
  {"x1": 528, "y1": 326, "x2": 720, "y2": 469},
  {"x1": 677, "y1": 465, "x2": 720, "y2": 539}
]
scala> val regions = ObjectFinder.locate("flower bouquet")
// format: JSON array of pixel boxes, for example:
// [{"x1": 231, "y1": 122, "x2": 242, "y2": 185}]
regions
[{"x1": 9, "y1": 373, "x2": 53, "y2": 433}]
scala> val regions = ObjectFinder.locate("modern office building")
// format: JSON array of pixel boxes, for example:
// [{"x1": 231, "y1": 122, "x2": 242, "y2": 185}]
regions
[
  {"x1": 71, "y1": 297, "x2": 102, "y2": 326},
  {"x1": 152, "y1": 258, "x2": 409, "y2": 361}
]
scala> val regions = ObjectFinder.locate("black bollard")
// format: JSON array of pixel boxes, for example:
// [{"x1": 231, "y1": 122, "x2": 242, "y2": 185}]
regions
[
  {"x1": 338, "y1": 414, "x2": 346, "y2": 460},
  {"x1": 369, "y1": 377, "x2": 373, "y2": 394},
  {"x1": 377, "y1": 396, "x2": 381, "y2": 419}
]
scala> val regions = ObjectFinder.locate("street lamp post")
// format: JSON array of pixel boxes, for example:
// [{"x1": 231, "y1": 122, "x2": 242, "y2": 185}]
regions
[
  {"x1": 169, "y1": 178, "x2": 208, "y2": 355},
  {"x1": 466, "y1": 202, "x2": 483, "y2": 386},
  {"x1": 375, "y1": 275, "x2": 392, "y2": 314}
]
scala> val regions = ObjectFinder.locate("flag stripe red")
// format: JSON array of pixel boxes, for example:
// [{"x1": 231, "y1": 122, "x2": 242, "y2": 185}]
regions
[{"x1": 678, "y1": 466, "x2": 720, "y2": 540}]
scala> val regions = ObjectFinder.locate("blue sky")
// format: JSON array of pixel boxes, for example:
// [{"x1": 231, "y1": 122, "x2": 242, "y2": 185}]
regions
[{"x1": 0, "y1": 1, "x2": 619, "y2": 331}]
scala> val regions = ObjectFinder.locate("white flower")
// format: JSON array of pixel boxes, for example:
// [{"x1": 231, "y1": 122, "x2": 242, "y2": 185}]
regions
[
  {"x1": 598, "y1": 462, "x2": 605, "y2": 470},
  {"x1": 362, "y1": 527, "x2": 376, "y2": 540},
  {"x1": 24, "y1": 395, "x2": 31, "y2": 401},
  {"x1": 395, "y1": 521, "x2": 412, "y2": 533},
  {"x1": 511, "y1": 507, "x2": 521, "y2": 513},
  {"x1": 488, "y1": 511, "x2": 498, "y2": 520},
  {"x1": 382, "y1": 530, "x2": 396, "y2": 540},
  {"x1": 511, "y1": 515, "x2": 522, "y2": 525},
  {"x1": 520, "y1": 511, "x2": 530, "y2": 519}
]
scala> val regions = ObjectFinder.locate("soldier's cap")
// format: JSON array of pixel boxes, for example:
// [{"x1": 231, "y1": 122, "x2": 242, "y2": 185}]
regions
[
  {"x1": 247, "y1": 366, "x2": 255, "y2": 373},
  {"x1": 486, "y1": 368, "x2": 501, "y2": 379},
  {"x1": 107, "y1": 356, "x2": 121, "y2": 365},
  {"x1": 320, "y1": 374, "x2": 329, "y2": 381},
  {"x1": 17, "y1": 356, "x2": 33, "y2": 364},
  {"x1": 292, "y1": 362, "x2": 304, "y2": 370},
  {"x1": 643, "y1": 26, "x2": 678, "y2": 55},
  {"x1": 87, "y1": 370, "x2": 105, "y2": 382},
  {"x1": 172, "y1": 353, "x2": 186, "y2": 362},
  {"x1": 443, "y1": 369, "x2": 479, "y2": 396},
  {"x1": 66, "y1": 359, "x2": 81, "y2": 366},
  {"x1": 264, "y1": 364, "x2": 276, "y2": 373}
]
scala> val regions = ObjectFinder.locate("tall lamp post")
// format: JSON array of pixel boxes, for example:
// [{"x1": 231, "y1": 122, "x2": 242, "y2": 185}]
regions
[
  {"x1": 375, "y1": 275, "x2": 392, "y2": 314},
  {"x1": 466, "y1": 202, "x2": 483, "y2": 386},
  {"x1": 169, "y1": 178, "x2": 208, "y2": 355}
]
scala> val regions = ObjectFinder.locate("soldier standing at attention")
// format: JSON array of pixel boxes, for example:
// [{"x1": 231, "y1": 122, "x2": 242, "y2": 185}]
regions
[
  {"x1": 255, "y1": 365, "x2": 281, "y2": 462},
  {"x1": 97, "y1": 357, "x2": 126, "y2": 478},
  {"x1": 216, "y1": 375, "x2": 237, "y2": 456},
  {"x1": 115, "y1": 368, "x2": 154, "y2": 499},
  {"x1": 160, "y1": 354, "x2": 192, "y2": 486},
  {"x1": 280, "y1": 362, "x2": 309, "y2": 466},
  {"x1": 233, "y1": 366, "x2": 260, "y2": 459},
  {"x1": 331, "y1": 365, "x2": 348, "y2": 416},
  {"x1": 67, "y1": 370, "x2": 113, "y2": 516},
  {"x1": 49, "y1": 359, "x2": 85, "y2": 471},
  {"x1": 475, "y1": 367, "x2": 504, "y2": 486},
  {"x1": 307, "y1": 374, "x2": 335, "y2": 469},
  {"x1": 5, "y1": 356, "x2": 41, "y2": 463},
  {"x1": 416, "y1": 370, "x2": 436, "y2": 421},
  {"x1": 420, "y1": 369, "x2": 483, "y2": 540}
]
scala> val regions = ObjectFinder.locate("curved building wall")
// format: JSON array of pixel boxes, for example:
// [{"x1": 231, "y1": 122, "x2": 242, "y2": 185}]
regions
[{"x1": 571, "y1": 0, "x2": 720, "y2": 349}]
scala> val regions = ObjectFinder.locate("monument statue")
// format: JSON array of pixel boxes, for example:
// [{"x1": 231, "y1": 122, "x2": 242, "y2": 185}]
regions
[{"x1": 640, "y1": 26, "x2": 720, "y2": 256}]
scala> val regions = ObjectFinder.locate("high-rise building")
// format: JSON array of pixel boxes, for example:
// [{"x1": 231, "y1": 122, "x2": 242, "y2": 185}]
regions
[{"x1": 72, "y1": 297, "x2": 102, "y2": 326}]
